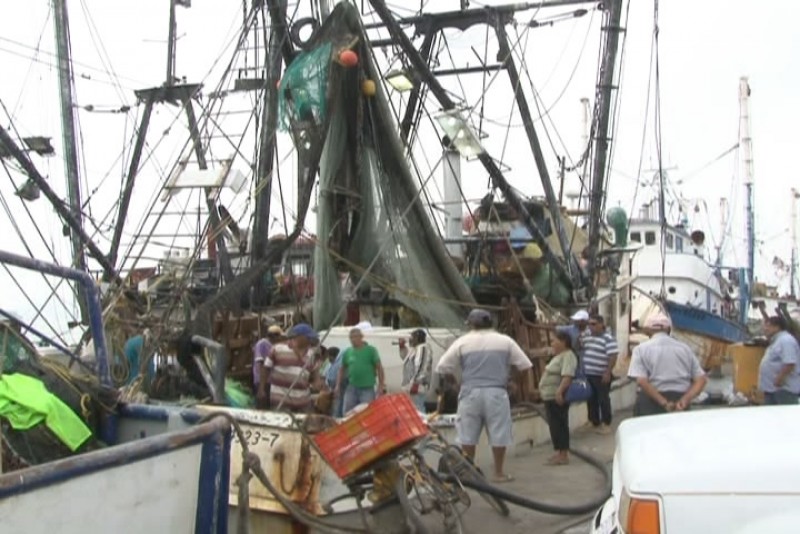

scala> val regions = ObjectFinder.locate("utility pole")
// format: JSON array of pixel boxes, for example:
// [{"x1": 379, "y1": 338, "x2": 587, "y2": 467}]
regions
[
  {"x1": 791, "y1": 188, "x2": 799, "y2": 299},
  {"x1": 585, "y1": 0, "x2": 624, "y2": 287},
  {"x1": 739, "y1": 76, "x2": 755, "y2": 295},
  {"x1": 53, "y1": 0, "x2": 89, "y2": 324}
]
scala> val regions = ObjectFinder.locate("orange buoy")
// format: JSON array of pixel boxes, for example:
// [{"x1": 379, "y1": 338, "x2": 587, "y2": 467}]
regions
[
  {"x1": 338, "y1": 49, "x2": 359, "y2": 68},
  {"x1": 361, "y1": 79, "x2": 376, "y2": 96}
]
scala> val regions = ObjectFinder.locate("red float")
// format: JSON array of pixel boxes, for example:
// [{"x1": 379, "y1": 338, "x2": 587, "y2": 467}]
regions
[{"x1": 338, "y1": 49, "x2": 359, "y2": 68}]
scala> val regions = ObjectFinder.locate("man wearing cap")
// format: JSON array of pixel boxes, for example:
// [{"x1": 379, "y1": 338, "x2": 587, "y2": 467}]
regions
[
  {"x1": 399, "y1": 329, "x2": 433, "y2": 412},
  {"x1": 436, "y1": 308, "x2": 534, "y2": 483},
  {"x1": 758, "y1": 316, "x2": 800, "y2": 405},
  {"x1": 253, "y1": 324, "x2": 285, "y2": 396},
  {"x1": 336, "y1": 328, "x2": 386, "y2": 414},
  {"x1": 558, "y1": 310, "x2": 590, "y2": 354},
  {"x1": 257, "y1": 323, "x2": 319, "y2": 412},
  {"x1": 628, "y1": 313, "x2": 707, "y2": 416}
]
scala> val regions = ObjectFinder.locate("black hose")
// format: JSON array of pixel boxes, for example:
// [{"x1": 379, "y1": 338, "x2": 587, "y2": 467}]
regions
[{"x1": 443, "y1": 401, "x2": 610, "y2": 515}]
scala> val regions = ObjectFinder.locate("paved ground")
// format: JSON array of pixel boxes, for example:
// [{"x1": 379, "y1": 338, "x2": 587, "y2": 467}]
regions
[{"x1": 451, "y1": 409, "x2": 632, "y2": 534}]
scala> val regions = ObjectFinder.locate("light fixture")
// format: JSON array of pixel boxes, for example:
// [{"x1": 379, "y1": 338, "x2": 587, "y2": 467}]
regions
[
  {"x1": 22, "y1": 136, "x2": 55, "y2": 156},
  {"x1": 384, "y1": 69, "x2": 414, "y2": 92},
  {"x1": 435, "y1": 110, "x2": 485, "y2": 158}
]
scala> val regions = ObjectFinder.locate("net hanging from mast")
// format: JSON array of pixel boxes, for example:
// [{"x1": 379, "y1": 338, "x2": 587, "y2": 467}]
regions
[{"x1": 278, "y1": 3, "x2": 474, "y2": 329}]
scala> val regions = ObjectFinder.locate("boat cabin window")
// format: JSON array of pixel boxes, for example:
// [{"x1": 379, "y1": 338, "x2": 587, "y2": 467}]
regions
[
  {"x1": 630, "y1": 231, "x2": 641, "y2": 243},
  {"x1": 645, "y1": 231, "x2": 656, "y2": 245},
  {"x1": 675, "y1": 236, "x2": 684, "y2": 252},
  {"x1": 665, "y1": 233, "x2": 674, "y2": 249}
]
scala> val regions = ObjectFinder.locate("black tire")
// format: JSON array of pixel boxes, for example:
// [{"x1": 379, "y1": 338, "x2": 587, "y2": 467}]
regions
[
  {"x1": 437, "y1": 446, "x2": 511, "y2": 517},
  {"x1": 395, "y1": 470, "x2": 431, "y2": 534}
]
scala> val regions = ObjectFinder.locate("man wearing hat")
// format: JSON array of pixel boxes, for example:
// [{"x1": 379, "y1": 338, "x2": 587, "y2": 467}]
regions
[
  {"x1": 253, "y1": 324, "x2": 285, "y2": 395},
  {"x1": 436, "y1": 309, "x2": 534, "y2": 483},
  {"x1": 398, "y1": 329, "x2": 433, "y2": 411},
  {"x1": 257, "y1": 323, "x2": 319, "y2": 412},
  {"x1": 628, "y1": 313, "x2": 707, "y2": 416}
]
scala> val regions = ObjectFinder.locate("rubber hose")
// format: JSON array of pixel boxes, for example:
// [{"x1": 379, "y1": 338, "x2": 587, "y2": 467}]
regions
[{"x1": 440, "y1": 401, "x2": 612, "y2": 516}]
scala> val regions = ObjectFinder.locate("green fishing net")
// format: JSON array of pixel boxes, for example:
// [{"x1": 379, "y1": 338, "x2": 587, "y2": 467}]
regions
[{"x1": 279, "y1": 42, "x2": 333, "y2": 131}]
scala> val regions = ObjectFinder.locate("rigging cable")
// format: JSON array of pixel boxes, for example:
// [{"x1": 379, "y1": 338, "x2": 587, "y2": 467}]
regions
[{"x1": 652, "y1": 0, "x2": 667, "y2": 295}]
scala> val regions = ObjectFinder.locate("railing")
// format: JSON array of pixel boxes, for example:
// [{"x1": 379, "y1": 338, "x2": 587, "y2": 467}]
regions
[{"x1": 0, "y1": 250, "x2": 110, "y2": 387}]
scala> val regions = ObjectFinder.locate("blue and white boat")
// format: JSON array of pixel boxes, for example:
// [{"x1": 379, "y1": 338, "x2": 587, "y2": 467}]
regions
[{"x1": 628, "y1": 212, "x2": 749, "y2": 367}]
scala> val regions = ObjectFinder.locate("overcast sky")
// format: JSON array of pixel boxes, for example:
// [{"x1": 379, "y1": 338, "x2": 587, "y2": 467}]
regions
[{"x1": 0, "y1": 0, "x2": 796, "y2": 341}]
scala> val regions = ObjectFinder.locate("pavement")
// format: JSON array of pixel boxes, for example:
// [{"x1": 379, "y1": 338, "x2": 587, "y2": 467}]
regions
[{"x1": 451, "y1": 409, "x2": 632, "y2": 534}]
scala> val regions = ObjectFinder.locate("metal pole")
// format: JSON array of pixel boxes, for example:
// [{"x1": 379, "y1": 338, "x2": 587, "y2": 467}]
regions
[
  {"x1": 252, "y1": 0, "x2": 285, "y2": 280},
  {"x1": 53, "y1": 0, "x2": 89, "y2": 324},
  {"x1": 183, "y1": 98, "x2": 235, "y2": 285},
  {"x1": 443, "y1": 147, "x2": 463, "y2": 258},
  {"x1": 0, "y1": 127, "x2": 120, "y2": 283},
  {"x1": 400, "y1": 30, "x2": 435, "y2": 145},
  {"x1": 0, "y1": 249, "x2": 111, "y2": 387},
  {"x1": 792, "y1": 189, "x2": 798, "y2": 298},
  {"x1": 739, "y1": 76, "x2": 755, "y2": 292},
  {"x1": 586, "y1": 0, "x2": 624, "y2": 280},
  {"x1": 494, "y1": 20, "x2": 584, "y2": 291},
  {"x1": 108, "y1": 96, "x2": 155, "y2": 271},
  {"x1": 367, "y1": 0, "x2": 576, "y2": 291},
  {"x1": 166, "y1": 0, "x2": 177, "y2": 86}
]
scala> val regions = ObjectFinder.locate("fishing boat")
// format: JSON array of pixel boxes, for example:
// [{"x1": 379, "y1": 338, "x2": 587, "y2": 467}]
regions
[{"x1": 0, "y1": 251, "x2": 232, "y2": 534}]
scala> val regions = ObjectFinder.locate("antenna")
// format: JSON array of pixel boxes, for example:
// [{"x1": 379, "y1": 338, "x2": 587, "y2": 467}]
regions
[{"x1": 739, "y1": 76, "x2": 755, "y2": 295}]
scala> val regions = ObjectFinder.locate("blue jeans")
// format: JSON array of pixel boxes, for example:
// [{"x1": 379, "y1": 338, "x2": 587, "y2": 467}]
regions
[
  {"x1": 343, "y1": 385, "x2": 376, "y2": 414},
  {"x1": 764, "y1": 390, "x2": 799, "y2": 405}
]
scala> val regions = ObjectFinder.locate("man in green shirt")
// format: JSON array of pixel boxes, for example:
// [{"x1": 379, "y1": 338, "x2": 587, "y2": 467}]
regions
[{"x1": 336, "y1": 328, "x2": 385, "y2": 414}]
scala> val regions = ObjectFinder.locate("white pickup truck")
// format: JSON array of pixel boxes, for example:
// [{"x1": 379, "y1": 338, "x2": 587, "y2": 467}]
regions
[{"x1": 591, "y1": 405, "x2": 800, "y2": 534}]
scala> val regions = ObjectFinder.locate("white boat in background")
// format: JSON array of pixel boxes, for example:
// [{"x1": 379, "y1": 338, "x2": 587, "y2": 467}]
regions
[{"x1": 628, "y1": 207, "x2": 749, "y2": 367}]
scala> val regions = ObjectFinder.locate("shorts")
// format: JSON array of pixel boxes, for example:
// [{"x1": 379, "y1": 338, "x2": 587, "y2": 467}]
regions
[{"x1": 456, "y1": 387, "x2": 513, "y2": 447}]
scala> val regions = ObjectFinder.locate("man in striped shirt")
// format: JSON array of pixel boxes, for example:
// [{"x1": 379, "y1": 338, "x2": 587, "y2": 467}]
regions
[
  {"x1": 256, "y1": 323, "x2": 318, "y2": 412},
  {"x1": 582, "y1": 314, "x2": 618, "y2": 434}
]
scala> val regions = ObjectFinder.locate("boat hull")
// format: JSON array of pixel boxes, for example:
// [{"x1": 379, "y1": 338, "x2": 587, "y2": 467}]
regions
[{"x1": 0, "y1": 404, "x2": 231, "y2": 534}]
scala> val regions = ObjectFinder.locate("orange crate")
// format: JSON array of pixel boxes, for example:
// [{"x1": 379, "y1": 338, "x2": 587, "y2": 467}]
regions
[{"x1": 313, "y1": 393, "x2": 428, "y2": 479}]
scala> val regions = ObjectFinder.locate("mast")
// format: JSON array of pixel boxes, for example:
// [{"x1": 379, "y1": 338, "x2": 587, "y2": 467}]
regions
[
  {"x1": 53, "y1": 0, "x2": 89, "y2": 324},
  {"x1": 580, "y1": 96, "x2": 590, "y2": 207},
  {"x1": 739, "y1": 76, "x2": 755, "y2": 294},
  {"x1": 716, "y1": 196, "x2": 727, "y2": 268},
  {"x1": 585, "y1": 0, "x2": 625, "y2": 288},
  {"x1": 792, "y1": 188, "x2": 798, "y2": 298},
  {"x1": 251, "y1": 0, "x2": 288, "y2": 305}
]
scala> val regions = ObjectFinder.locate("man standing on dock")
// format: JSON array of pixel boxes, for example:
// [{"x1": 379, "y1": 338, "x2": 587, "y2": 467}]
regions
[
  {"x1": 758, "y1": 316, "x2": 800, "y2": 405},
  {"x1": 336, "y1": 328, "x2": 386, "y2": 414},
  {"x1": 628, "y1": 314, "x2": 707, "y2": 416},
  {"x1": 436, "y1": 308, "x2": 534, "y2": 483},
  {"x1": 399, "y1": 329, "x2": 433, "y2": 412},
  {"x1": 582, "y1": 314, "x2": 618, "y2": 434}
]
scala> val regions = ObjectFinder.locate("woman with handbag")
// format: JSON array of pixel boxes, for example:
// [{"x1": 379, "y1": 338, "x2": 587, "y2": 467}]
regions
[{"x1": 538, "y1": 330, "x2": 578, "y2": 466}]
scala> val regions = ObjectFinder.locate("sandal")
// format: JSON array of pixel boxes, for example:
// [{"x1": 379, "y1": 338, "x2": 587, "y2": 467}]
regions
[
  {"x1": 490, "y1": 474, "x2": 515, "y2": 483},
  {"x1": 545, "y1": 457, "x2": 569, "y2": 466}
]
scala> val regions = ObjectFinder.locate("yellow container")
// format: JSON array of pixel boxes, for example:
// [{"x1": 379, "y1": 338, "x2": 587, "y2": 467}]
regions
[{"x1": 731, "y1": 343, "x2": 766, "y2": 396}]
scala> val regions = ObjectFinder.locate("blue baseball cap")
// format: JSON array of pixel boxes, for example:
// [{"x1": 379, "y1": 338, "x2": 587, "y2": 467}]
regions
[{"x1": 287, "y1": 323, "x2": 318, "y2": 340}]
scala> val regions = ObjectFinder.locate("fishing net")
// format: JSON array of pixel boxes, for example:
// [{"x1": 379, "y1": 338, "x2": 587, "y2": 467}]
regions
[
  {"x1": 309, "y1": 4, "x2": 475, "y2": 329},
  {"x1": 279, "y1": 42, "x2": 333, "y2": 131},
  {"x1": 0, "y1": 359, "x2": 117, "y2": 472}
]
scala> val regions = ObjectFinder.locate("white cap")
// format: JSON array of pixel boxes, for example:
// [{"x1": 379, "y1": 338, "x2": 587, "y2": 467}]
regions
[
  {"x1": 644, "y1": 313, "x2": 672, "y2": 330},
  {"x1": 570, "y1": 310, "x2": 590, "y2": 321}
]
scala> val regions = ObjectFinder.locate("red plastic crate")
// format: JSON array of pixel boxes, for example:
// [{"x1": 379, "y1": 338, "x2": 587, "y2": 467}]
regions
[{"x1": 313, "y1": 393, "x2": 428, "y2": 479}]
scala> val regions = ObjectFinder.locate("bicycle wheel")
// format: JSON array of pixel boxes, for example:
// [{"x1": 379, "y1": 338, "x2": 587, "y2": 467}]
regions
[
  {"x1": 436, "y1": 445, "x2": 511, "y2": 517},
  {"x1": 396, "y1": 458, "x2": 465, "y2": 534}
]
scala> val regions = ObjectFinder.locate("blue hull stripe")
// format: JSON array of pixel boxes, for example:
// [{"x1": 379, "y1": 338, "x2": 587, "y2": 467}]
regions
[{"x1": 665, "y1": 301, "x2": 749, "y2": 343}]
